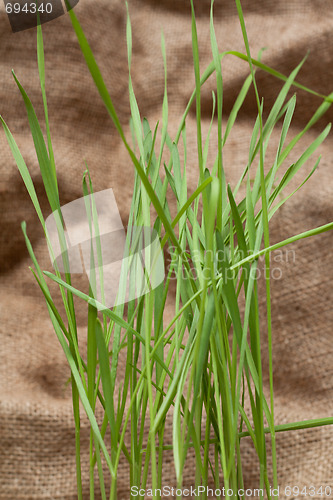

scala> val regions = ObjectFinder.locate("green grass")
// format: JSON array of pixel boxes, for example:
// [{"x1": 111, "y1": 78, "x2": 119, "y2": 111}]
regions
[{"x1": 2, "y1": 0, "x2": 333, "y2": 499}]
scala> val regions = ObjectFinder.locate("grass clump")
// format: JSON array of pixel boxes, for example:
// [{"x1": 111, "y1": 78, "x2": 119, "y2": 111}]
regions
[{"x1": 2, "y1": 0, "x2": 333, "y2": 498}]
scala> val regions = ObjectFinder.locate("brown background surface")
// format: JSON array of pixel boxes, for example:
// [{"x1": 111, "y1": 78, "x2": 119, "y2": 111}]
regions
[{"x1": 0, "y1": 0, "x2": 333, "y2": 498}]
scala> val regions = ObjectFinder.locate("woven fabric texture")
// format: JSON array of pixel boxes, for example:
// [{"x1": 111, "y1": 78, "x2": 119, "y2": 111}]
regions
[{"x1": 0, "y1": 0, "x2": 333, "y2": 498}]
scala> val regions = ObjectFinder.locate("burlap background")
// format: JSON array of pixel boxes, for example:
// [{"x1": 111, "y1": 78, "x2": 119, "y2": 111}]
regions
[{"x1": 1, "y1": 0, "x2": 332, "y2": 498}]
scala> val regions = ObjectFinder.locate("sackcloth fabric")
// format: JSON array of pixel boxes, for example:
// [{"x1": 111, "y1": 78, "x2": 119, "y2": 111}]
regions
[{"x1": 0, "y1": 0, "x2": 332, "y2": 498}]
